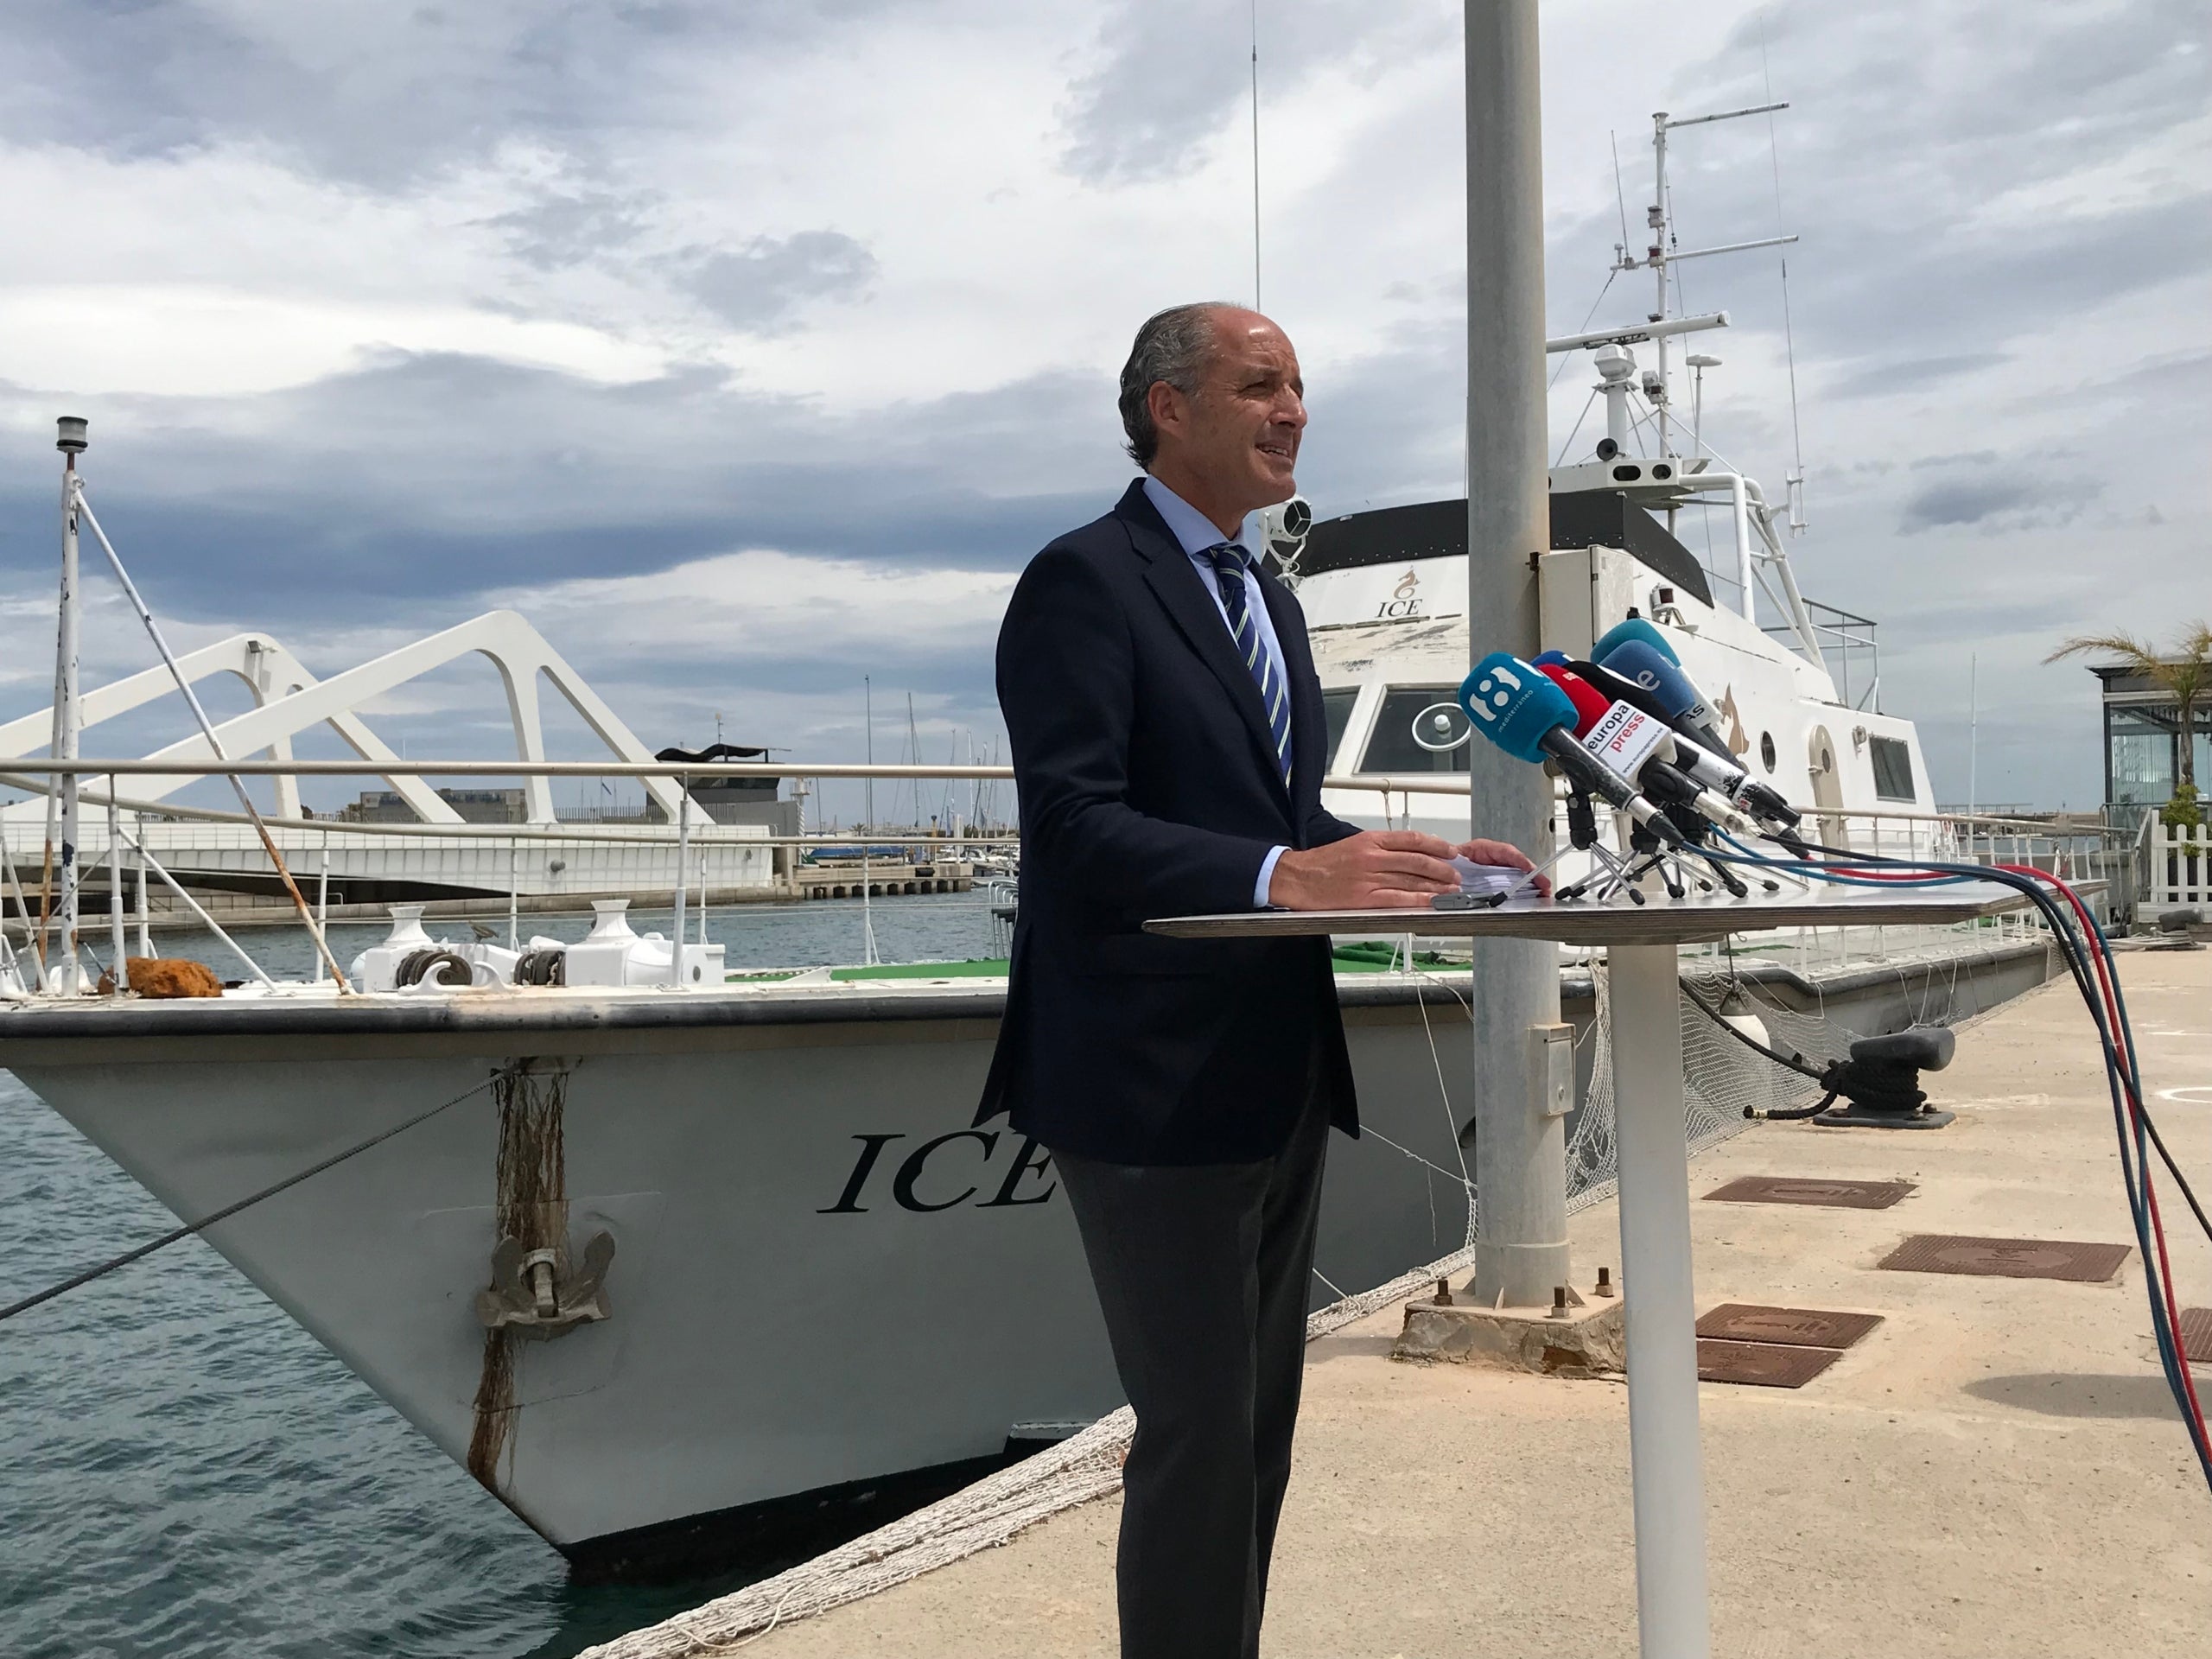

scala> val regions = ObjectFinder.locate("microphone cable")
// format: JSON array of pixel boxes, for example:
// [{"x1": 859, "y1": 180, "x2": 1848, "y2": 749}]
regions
[{"x1": 1696, "y1": 831, "x2": 2212, "y2": 1491}]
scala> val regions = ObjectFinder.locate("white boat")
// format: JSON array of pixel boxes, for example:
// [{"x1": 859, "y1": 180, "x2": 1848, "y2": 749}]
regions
[{"x1": 0, "y1": 111, "x2": 2071, "y2": 1577}]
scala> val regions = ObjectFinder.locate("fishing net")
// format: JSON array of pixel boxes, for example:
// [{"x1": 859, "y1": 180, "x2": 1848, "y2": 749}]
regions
[{"x1": 1563, "y1": 963, "x2": 1853, "y2": 1200}]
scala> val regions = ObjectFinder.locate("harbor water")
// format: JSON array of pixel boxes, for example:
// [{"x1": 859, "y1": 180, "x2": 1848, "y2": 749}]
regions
[{"x1": 0, "y1": 895, "x2": 1001, "y2": 1659}]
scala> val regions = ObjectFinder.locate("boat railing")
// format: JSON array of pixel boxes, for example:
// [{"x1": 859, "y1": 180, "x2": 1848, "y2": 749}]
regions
[
  {"x1": 0, "y1": 757, "x2": 2139, "y2": 999},
  {"x1": 1763, "y1": 597, "x2": 1881, "y2": 712}
]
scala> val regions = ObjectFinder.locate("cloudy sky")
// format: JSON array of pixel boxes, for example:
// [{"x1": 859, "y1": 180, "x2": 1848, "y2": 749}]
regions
[{"x1": 0, "y1": 0, "x2": 2203, "y2": 819}]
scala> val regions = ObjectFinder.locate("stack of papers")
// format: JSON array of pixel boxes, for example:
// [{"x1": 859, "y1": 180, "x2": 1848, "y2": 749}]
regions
[{"x1": 1447, "y1": 856, "x2": 1526, "y2": 899}]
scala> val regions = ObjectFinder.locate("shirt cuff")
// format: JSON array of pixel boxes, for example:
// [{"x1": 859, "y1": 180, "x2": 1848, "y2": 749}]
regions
[{"x1": 1255, "y1": 845, "x2": 1289, "y2": 908}]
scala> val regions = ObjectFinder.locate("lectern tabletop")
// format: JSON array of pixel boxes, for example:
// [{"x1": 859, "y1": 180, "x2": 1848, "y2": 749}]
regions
[{"x1": 1143, "y1": 880, "x2": 2028, "y2": 947}]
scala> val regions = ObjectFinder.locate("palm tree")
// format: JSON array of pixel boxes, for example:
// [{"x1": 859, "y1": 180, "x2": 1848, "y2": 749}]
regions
[{"x1": 2046, "y1": 620, "x2": 2211, "y2": 805}]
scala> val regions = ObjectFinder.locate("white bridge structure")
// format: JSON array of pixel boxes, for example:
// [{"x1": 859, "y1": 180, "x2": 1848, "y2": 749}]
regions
[{"x1": 0, "y1": 612, "x2": 780, "y2": 907}]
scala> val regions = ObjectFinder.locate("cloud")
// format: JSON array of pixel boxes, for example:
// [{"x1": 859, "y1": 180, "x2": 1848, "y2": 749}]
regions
[
  {"x1": 1897, "y1": 460, "x2": 2101, "y2": 535},
  {"x1": 1055, "y1": 0, "x2": 1442, "y2": 185},
  {"x1": 1826, "y1": 353, "x2": 2008, "y2": 400},
  {"x1": 489, "y1": 186, "x2": 661, "y2": 270},
  {"x1": 676, "y1": 232, "x2": 880, "y2": 331},
  {"x1": 0, "y1": 2, "x2": 910, "y2": 188},
  {"x1": 0, "y1": 0, "x2": 2203, "y2": 818}
]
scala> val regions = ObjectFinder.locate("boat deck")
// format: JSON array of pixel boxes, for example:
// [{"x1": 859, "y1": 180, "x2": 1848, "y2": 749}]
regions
[{"x1": 590, "y1": 946, "x2": 2212, "y2": 1658}]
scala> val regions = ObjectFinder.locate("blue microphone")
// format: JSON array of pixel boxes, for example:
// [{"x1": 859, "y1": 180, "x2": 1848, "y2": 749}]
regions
[
  {"x1": 1590, "y1": 642, "x2": 1802, "y2": 830},
  {"x1": 1532, "y1": 649, "x2": 1572, "y2": 669},
  {"x1": 1459, "y1": 652, "x2": 1683, "y2": 846},
  {"x1": 1594, "y1": 616, "x2": 1679, "y2": 666},
  {"x1": 1596, "y1": 639, "x2": 1718, "y2": 728}
]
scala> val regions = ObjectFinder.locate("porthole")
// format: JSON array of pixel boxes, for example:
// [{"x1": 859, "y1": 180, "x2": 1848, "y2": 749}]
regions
[{"x1": 1759, "y1": 732, "x2": 1777, "y2": 773}]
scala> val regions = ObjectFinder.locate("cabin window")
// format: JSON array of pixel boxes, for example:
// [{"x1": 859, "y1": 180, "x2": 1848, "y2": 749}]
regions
[
  {"x1": 1359, "y1": 686, "x2": 1468, "y2": 773},
  {"x1": 1320, "y1": 688, "x2": 1361, "y2": 772},
  {"x1": 1870, "y1": 735, "x2": 1917, "y2": 802}
]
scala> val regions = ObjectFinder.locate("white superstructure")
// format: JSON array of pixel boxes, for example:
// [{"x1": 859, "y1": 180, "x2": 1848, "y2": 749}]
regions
[{"x1": 1280, "y1": 100, "x2": 1930, "y2": 859}]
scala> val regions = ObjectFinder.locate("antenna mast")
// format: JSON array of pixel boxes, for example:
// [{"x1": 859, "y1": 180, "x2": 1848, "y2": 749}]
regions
[
  {"x1": 1250, "y1": 0, "x2": 1262, "y2": 309},
  {"x1": 1628, "y1": 102, "x2": 1796, "y2": 460}
]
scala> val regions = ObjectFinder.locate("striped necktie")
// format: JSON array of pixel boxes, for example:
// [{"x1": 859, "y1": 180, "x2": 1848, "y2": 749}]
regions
[{"x1": 1203, "y1": 543, "x2": 1293, "y2": 787}]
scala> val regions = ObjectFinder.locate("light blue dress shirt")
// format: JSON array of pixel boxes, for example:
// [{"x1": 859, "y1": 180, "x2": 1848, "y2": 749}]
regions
[{"x1": 1140, "y1": 475, "x2": 1293, "y2": 908}]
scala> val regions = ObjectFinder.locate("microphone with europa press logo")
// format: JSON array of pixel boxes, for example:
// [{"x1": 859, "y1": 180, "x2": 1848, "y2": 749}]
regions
[
  {"x1": 1459, "y1": 652, "x2": 1684, "y2": 848},
  {"x1": 1535, "y1": 664, "x2": 1751, "y2": 834}
]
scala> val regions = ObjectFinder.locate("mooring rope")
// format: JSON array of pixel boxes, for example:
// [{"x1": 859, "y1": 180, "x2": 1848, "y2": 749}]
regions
[{"x1": 0, "y1": 1066, "x2": 512, "y2": 1325}]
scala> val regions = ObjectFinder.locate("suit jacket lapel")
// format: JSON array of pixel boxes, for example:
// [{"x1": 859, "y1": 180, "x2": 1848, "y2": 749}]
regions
[{"x1": 1115, "y1": 481, "x2": 1293, "y2": 810}]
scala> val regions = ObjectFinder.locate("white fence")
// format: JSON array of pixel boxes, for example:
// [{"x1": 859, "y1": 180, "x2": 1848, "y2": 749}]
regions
[{"x1": 2150, "y1": 820, "x2": 2208, "y2": 909}]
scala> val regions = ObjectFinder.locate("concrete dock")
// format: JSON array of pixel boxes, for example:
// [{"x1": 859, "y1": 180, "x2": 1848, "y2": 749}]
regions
[{"x1": 626, "y1": 949, "x2": 2212, "y2": 1658}]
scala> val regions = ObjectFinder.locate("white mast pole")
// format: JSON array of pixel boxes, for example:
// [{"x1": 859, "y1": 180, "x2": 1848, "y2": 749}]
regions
[
  {"x1": 106, "y1": 782, "x2": 128, "y2": 991},
  {"x1": 1967, "y1": 654, "x2": 1979, "y2": 820},
  {"x1": 1650, "y1": 111, "x2": 1670, "y2": 459},
  {"x1": 316, "y1": 838, "x2": 332, "y2": 984},
  {"x1": 49, "y1": 417, "x2": 89, "y2": 995},
  {"x1": 133, "y1": 843, "x2": 152, "y2": 959},
  {"x1": 861, "y1": 677, "x2": 879, "y2": 965},
  {"x1": 670, "y1": 776, "x2": 690, "y2": 986}
]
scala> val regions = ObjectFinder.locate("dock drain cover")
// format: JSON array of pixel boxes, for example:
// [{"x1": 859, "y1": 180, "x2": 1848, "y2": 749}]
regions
[
  {"x1": 1706, "y1": 1175, "x2": 1915, "y2": 1210},
  {"x1": 1695, "y1": 1304, "x2": 1884, "y2": 1350},
  {"x1": 1697, "y1": 1339, "x2": 1841, "y2": 1389},
  {"x1": 2182, "y1": 1308, "x2": 2212, "y2": 1364},
  {"x1": 1878, "y1": 1235, "x2": 2130, "y2": 1283}
]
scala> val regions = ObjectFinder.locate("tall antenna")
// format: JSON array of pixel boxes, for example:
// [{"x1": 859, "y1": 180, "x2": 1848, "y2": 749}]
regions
[
  {"x1": 1610, "y1": 131, "x2": 1631, "y2": 262},
  {"x1": 1758, "y1": 10, "x2": 1809, "y2": 535},
  {"x1": 1250, "y1": 0, "x2": 1262, "y2": 309}
]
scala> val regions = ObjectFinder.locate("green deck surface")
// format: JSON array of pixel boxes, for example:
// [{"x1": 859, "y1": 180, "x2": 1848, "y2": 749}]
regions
[{"x1": 721, "y1": 945, "x2": 1471, "y2": 983}]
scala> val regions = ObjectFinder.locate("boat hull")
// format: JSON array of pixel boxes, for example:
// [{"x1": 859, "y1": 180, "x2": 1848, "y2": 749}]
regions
[{"x1": 3, "y1": 981, "x2": 1478, "y2": 1554}]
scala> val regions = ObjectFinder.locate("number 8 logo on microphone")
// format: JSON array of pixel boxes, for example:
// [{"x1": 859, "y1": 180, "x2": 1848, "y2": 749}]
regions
[{"x1": 1468, "y1": 660, "x2": 1521, "y2": 725}]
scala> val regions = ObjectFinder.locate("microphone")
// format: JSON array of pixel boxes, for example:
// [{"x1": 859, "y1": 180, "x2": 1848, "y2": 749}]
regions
[
  {"x1": 1460, "y1": 653, "x2": 1684, "y2": 847},
  {"x1": 1593, "y1": 616, "x2": 1679, "y2": 666},
  {"x1": 1595, "y1": 639, "x2": 1726, "y2": 742},
  {"x1": 1593, "y1": 641, "x2": 1803, "y2": 829},
  {"x1": 1532, "y1": 649, "x2": 1572, "y2": 670},
  {"x1": 1534, "y1": 662, "x2": 1612, "y2": 734},
  {"x1": 1560, "y1": 685, "x2": 1754, "y2": 835}
]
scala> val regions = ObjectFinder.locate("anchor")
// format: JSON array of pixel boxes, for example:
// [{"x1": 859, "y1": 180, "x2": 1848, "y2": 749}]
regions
[{"x1": 475, "y1": 1229, "x2": 615, "y2": 1338}]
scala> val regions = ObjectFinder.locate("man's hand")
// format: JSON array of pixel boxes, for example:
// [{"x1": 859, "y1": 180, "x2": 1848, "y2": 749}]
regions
[
  {"x1": 1456, "y1": 836, "x2": 1552, "y2": 897},
  {"x1": 1268, "y1": 830, "x2": 1460, "y2": 910}
]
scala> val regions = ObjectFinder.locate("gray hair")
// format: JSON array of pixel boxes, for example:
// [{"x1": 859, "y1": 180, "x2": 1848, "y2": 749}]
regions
[{"x1": 1118, "y1": 302, "x2": 1234, "y2": 468}]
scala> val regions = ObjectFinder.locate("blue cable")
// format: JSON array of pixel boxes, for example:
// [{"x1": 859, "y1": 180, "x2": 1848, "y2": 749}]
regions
[{"x1": 1707, "y1": 832, "x2": 2211, "y2": 1483}]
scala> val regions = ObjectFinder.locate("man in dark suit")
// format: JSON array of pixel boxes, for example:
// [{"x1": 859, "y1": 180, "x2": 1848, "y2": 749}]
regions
[{"x1": 978, "y1": 302, "x2": 1541, "y2": 1659}]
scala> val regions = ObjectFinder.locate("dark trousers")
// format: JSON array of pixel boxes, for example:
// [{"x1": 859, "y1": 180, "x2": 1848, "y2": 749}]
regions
[{"x1": 1055, "y1": 1093, "x2": 1330, "y2": 1659}]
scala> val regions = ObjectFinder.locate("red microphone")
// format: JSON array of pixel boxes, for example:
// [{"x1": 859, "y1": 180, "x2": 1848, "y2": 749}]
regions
[{"x1": 1535, "y1": 662, "x2": 1611, "y2": 736}]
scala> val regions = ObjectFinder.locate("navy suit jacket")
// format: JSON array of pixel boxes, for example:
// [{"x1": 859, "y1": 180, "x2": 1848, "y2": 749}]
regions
[{"x1": 975, "y1": 479, "x2": 1363, "y2": 1165}]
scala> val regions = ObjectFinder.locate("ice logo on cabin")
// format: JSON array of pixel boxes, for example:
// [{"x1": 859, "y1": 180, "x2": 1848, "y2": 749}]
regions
[{"x1": 1376, "y1": 567, "x2": 1423, "y2": 620}]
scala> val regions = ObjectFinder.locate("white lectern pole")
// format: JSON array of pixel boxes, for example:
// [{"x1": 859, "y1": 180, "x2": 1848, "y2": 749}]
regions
[
  {"x1": 1144, "y1": 885, "x2": 2025, "y2": 1656},
  {"x1": 1609, "y1": 942, "x2": 1713, "y2": 1659}
]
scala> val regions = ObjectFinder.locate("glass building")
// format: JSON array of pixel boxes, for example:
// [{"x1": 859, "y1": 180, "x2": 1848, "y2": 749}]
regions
[{"x1": 2094, "y1": 663, "x2": 2211, "y2": 822}]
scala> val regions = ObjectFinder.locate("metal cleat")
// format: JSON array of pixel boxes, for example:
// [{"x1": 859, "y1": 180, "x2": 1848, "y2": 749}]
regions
[{"x1": 476, "y1": 1230, "x2": 615, "y2": 1339}]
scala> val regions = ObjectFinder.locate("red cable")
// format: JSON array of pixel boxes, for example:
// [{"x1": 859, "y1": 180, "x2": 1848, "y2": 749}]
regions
[
  {"x1": 1998, "y1": 865, "x2": 2212, "y2": 1451},
  {"x1": 1783, "y1": 851, "x2": 2208, "y2": 1452}
]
